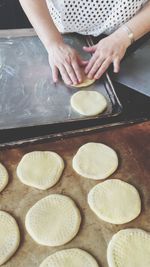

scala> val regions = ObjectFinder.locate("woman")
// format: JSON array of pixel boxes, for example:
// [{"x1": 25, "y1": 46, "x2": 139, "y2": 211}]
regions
[{"x1": 19, "y1": 0, "x2": 150, "y2": 85}]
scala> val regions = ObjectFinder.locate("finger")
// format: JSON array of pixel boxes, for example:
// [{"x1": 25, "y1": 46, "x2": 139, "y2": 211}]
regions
[
  {"x1": 83, "y1": 45, "x2": 97, "y2": 53},
  {"x1": 94, "y1": 58, "x2": 112, "y2": 79},
  {"x1": 85, "y1": 53, "x2": 99, "y2": 74},
  {"x1": 77, "y1": 57, "x2": 88, "y2": 67},
  {"x1": 113, "y1": 57, "x2": 120, "y2": 73},
  {"x1": 59, "y1": 65, "x2": 72, "y2": 85},
  {"x1": 51, "y1": 66, "x2": 59, "y2": 83},
  {"x1": 71, "y1": 60, "x2": 83, "y2": 83},
  {"x1": 87, "y1": 57, "x2": 105, "y2": 79},
  {"x1": 64, "y1": 62, "x2": 78, "y2": 85},
  {"x1": 79, "y1": 60, "x2": 88, "y2": 67}
]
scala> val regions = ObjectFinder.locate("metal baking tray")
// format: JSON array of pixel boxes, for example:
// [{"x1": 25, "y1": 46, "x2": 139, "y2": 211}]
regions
[{"x1": 0, "y1": 29, "x2": 122, "y2": 141}]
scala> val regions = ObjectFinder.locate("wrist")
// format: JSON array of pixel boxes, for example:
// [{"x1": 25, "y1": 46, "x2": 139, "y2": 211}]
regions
[
  {"x1": 46, "y1": 35, "x2": 64, "y2": 53},
  {"x1": 120, "y1": 25, "x2": 134, "y2": 45},
  {"x1": 111, "y1": 27, "x2": 132, "y2": 49}
]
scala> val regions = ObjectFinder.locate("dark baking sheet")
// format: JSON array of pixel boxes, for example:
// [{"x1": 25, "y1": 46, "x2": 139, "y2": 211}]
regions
[
  {"x1": 0, "y1": 29, "x2": 122, "y2": 132},
  {"x1": 0, "y1": 122, "x2": 150, "y2": 267}
]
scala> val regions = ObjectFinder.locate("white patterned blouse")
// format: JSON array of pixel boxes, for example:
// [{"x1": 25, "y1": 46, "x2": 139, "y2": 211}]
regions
[{"x1": 46, "y1": 0, "x2": 149, "y2": 36}]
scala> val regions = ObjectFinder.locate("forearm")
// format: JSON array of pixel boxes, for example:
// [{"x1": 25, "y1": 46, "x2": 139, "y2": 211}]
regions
[
  {"x1": 126, "y1": 1, "x2": 150, "y2": 41},
  {"x1": 114, "y1": 1, "x2": 150, "y2": 45},
  {"x1": 19, "y1": 0, "x2": 63, "y2": 52}
]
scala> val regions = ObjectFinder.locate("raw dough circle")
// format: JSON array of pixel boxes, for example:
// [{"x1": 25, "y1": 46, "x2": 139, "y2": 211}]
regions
[
  {"x1": 25, "y1": 194, "x2": 81, "y2": 246},
  {"x1": 70, "y1": 77, "x2": 95, "y2": 88},
  {"x1": 107, "y1": 229, "x2": 150, "y2": 267},
  {"x1": 40, "y1": 248, "x2": 99, "y2": 267},
  {"x1": 0, "y1": 211, "x2": 20, "y2": 265},
  {"x1": 0, "y1": 163, "x2": 9, "y2": 192},
  {"x1": 17, "y1": 151, "x2": 64, "y2": 190},
  {"x1": 88, "y1": 179, "x2": 141, "y2": 224},
  {"x1": 72, "y1": 143, "x2": 118, "y2": 180},
  {"x1": 71, "y1": 91, "x2": 107, "y2": 116}
]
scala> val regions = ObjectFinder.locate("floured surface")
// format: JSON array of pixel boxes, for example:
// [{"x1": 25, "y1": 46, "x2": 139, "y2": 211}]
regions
[
  {"x1": 0, "y1": 163, "x2": 8, "y2": 192},
  {"x1": 25, "y1": 194, "x2": 81, "y2": 246},
  {"x1": 73, "y1": 143, "x2": 118, "y2": 179},
  {"x1": 0, "y1": 211, "x2": 20, "y2": 265},
  {"x1": 71, "y1": 91, "x2": 107, "y2": 116},
  {"x1": 107, "y1": 229, "x2": 150, "y2": 267},
  {"x1": 40, "y1": 248, "x2": 99, "y2": 267},
  {"x1": 88, "y1": 179, "x2": 141, "y2": 224},
  {"x1": 17, "y1": 151, "x2": 64, "y2": 190},
  {"x1": 0, "y1": 122, "x2": 149, "y2": 267}
]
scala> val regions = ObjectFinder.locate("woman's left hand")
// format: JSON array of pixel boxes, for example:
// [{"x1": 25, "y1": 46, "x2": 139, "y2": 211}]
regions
[{"x1": 83, "y1": 29, "x2": 131, "y2": 80}]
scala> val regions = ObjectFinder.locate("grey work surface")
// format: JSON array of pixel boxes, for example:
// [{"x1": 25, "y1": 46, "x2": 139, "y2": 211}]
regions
[
  {"x1": 0, "y1": 29, "x2": 121, "y2": 131},
  {"x1": 113, "y1": 38, "x2": 150, "y2": 97}
]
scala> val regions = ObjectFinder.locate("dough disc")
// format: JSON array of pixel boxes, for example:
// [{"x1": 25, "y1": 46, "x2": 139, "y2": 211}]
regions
[
  {"x1": 88, "y1": 179, "x2": 141, "y2": 224},
  {"x1": 107, "y1": 229, "x2": 150, "y2": 267},
  {"x1": 0, "y1": 211, "x2": 20, "y2": 265},
  {"x1": 0, "y1": 163, "x2": 9, "y2": 192},
  {"x1": 71, "y1": 91, "x2": 107, "y2": 116},
  {"x1": 72, "y1": 143, "x2": 118, "y2": 180},
  {"x1": 17, "y1": 151, "x2": 64, "y2": 190},
  {"x1": 25, "y1": 194, "x2": 81, "y2": 246},
  {"x1": 40, "y1": 248, "x2": 99, "y2": 267},
  {"x1": 70, "y1": 76, "x2": 95, "y2": 88}
]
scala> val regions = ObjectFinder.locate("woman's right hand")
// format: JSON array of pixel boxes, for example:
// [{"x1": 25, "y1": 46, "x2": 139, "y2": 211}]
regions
[
  {"x1": 19, "y1": 1, "x2": 86, "y2": 85},
  {"x1": 48, "y1": 42, "x2": 87, "y2": 85}
]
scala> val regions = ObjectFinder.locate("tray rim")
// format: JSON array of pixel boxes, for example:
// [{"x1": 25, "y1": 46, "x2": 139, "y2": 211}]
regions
[
  {"x1": 0, "y1": 119, "x2": 148, "y2": 149},
  {"x1": 0, "y1": 28, "x2": 36, "y2": 38}
]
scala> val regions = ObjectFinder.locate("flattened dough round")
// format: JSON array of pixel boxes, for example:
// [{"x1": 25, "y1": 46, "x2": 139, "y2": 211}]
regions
[
  {"x1": 40, "y1": 248, "x2": 99, "y2": 267},
  {"x1": 0, "y1": 163, "x2": 9, "y2": 192},
  {"x1": 71, "y1": 91, "x2": 107, "y2": 116},
  {"x1": 70, "y1": 76, "x2": 95, "y2": 88},
  {"x1": 107, "y1": 229, "x2": 150, "y2": 267},
  {"x1": 17, "y1": 151, "x2": 64, "y2": 190},
  {"x1": 25, "y1": 194, "x2": 81, "y2": 246},
  {"x1": 72, "y1": 143, "x2": 118, "y2": 180},
  {"x1": 88, "y1": 179, "x2": 141, "y2": 224},
  {"x1": 0, "y1": 211, "x2": 20, "y2": 265}
]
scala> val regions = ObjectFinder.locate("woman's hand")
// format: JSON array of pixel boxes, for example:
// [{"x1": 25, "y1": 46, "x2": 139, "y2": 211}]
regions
[
  {"x1": 83, "y1": 29, "x2": 131, "y2": 80},
  {"x1": 48, "y1": 42, "x2": 87, "y2": 85}
]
